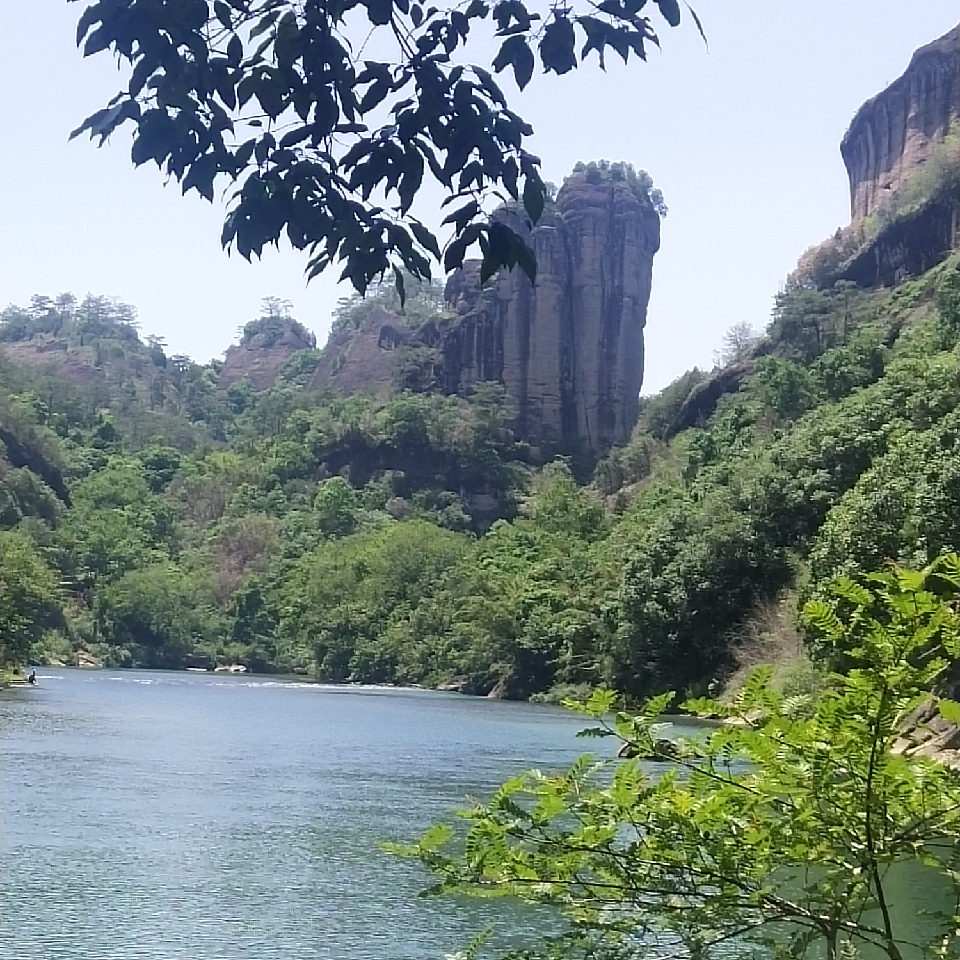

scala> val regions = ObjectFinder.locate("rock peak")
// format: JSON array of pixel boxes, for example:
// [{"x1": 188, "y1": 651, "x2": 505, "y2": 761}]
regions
[
  {"x1": 441, "y1": 168, "x2": 661, "y2": 460},
  {"x1": 840, "y1": 24, "x2": 959, "y2": 221},
  {"x1": 308, "y1": 163, "x2": 662, "y2": 463}
]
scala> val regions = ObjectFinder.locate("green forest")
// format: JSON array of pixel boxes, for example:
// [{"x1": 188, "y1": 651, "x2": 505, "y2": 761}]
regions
[{"x1": 3, "y1": 236, "x2": 958, "y2": 703}]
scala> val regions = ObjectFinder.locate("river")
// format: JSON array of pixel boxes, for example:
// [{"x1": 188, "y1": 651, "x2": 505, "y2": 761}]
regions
[
  {"x1": 0, "y1": 668, "x2": 598, "y2": 960},
  {"x1": 1, "y1": 669, "x2": 953, "y2": 960}
]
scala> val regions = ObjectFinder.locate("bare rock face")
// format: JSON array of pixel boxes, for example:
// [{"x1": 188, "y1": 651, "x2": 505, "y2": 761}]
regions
[
  {"x1": 219, "y1": 320, "x2": 316, "y2": 390},
  {"x1": 442, "y1": 173, "x2": 661, "y2": 459},
  {"x1": 306, "y1": 306, "x2": 419, "y2": 399},
  {"x1": 307, "y1": 171, "x2": 660, "y2": 461},
  {"x1": 840, "y1": 25, "x2": 959, "y2": 222}
]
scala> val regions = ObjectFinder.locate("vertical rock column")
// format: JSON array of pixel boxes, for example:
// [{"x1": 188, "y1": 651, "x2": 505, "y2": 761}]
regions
[
  {"x1": 443, "y1": 172, "x2": 661, "y2": 461},
  {"x1": 561, "y1": 178, "x2": 661, "y2": 454}
]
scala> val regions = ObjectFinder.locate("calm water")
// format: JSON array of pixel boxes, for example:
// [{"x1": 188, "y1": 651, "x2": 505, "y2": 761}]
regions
[
  {"x1": 2, "y1": 670, "x2": 953, "y2": 960},
  {"x1": 0, "y1": 669, "x2": 601, "y2": 960}
]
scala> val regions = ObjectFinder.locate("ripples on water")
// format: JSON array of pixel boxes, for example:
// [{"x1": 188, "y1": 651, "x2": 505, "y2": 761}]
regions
[
  {"x1": 4, "y1": 672, "x2": 952, "y2": 960},
  {"x1": 1, "y1": 670, "x2": 596, "y2": 960}
]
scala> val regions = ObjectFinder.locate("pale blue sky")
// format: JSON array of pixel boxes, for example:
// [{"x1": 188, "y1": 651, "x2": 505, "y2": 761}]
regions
[{"x1": 1, "y1": 3, "x2": 956, "y2": 391}]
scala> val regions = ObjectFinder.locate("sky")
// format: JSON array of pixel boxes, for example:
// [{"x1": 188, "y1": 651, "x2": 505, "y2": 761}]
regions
[{"x1": 1, "y1": 3, "x2": 957, "y2": 393}]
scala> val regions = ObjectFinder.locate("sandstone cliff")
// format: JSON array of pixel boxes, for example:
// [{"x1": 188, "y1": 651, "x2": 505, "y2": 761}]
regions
[
  {"x1": 662, "y1": 28, "x2": 960, "y2": 437},
  {"x1": 309, "y1": 168, "x2": 661, "y2": 461},
  {"x1": 442, "y1": 173, "x2": 661, "y2": 459},
  {"x1": 840, "y1": 25, "x2": 958, "y2": 222},
  {"x1": 307, "y1": 305, "x2": 424, "y2": 399},
  {"x1": 219, "y1": 317, "x2": 316, "y2": 390}
]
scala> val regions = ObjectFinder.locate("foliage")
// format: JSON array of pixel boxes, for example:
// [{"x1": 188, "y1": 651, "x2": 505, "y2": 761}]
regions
[
  {"x1": 934, "y1": 263, "x2": 960, "y2": 348},
  {"x1": 748, "y1": 355, "x2": 819, "y2": 419},
  {"x1": 94, "y1": 563, "x2": 218, "y2": 668},
  {"x1": 633, "y1": 368, "x2": 706, "y2": 440},
  {"x1": 570, "y1": 160, "x2": 667, "y2": 215},
  {"x1": 408, "y1": 556, "x2": 960, "y2": 960},
  {"x1": 381, "y1": 465, "x2": 617, "y2": 696},
  {"x1": 714, "y1": 319, "x2": 759, "y2": 366},
  {"x1": 1, "y1": 253, "x2": 957, "y2": 691},
  {"x1": 808, "y1": 411, "x2": 960, "y2": 589},
  {"x1": 617, "y1": 488, "x2": 793, "y2": 696},
  {"x1": 331, "y1": 273, "x2": 448, "y2": 333},
  {"x1": 275, "y1": 519, "x2": 469, "y2": 680},
  {"x1": 276, "y1": 348, "x2": 324, "y2": 387},
  {"x1": 71, "y1": 0, "x2": 693, "y2": 294},
  {"x1": 0, "y1": 530, "x2": 64, "y2": 669},
  {"x1": 240, "y1": 313, "x2": 316, "y2": 349},
  {"x1": 57, "y1": 459, "x2": 179, "y2": 586}
]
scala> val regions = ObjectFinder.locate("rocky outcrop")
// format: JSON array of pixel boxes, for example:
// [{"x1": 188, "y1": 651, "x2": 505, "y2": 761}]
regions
[
  {"x1": 307, "y1": 306, "x2": 424, "y2": 398},
  {"x1": 840, "y1": 25, "x2": 959, "y2": 221},
  {"x1": 839, "y1": 181, "x2": 959, "y2": 287},
  {"x1": 667, "y1": 360, "x2": 755, "y2": 439},
  {"x1": 439, "y1": 173, "x2": 661, "y2": 459},
  {"x1": 0, "y1": 338, "x2": 107, "y2": 387},
  {"x1": 308, "y1": 171, "x2": 661, "y2": 460},
  {"x1": 219, "y1": 321, "x2": 316, "y2": 390}
]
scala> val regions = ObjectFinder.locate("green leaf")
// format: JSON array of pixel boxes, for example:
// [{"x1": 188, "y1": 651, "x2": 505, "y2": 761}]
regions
[
  {"x1": 249, "y1": 11, "x2": 280, "y2": 40},
  {"x1": 575, "y1": 726, "x2": 615, "y2": 738},
  {"x1": 409, "y1": 220, "x2": 442, "y2": 260},
  {"x1": 570, "y1": 687, "x2": 616, "y2": 718},
  {"x1": 492, "y1": 36, "x2": 534, "y2": 90},
  {"x1": 539, "y1": 16, "x2": 576, "y2": 76},
  {"x1": 417, "y1": 822, "x2": 453, "y2": 851},
  {"x1": 214, "y1": 2, "x2": 234, "y2": 31},
  {"x1": 515, "y1": 234, "x2": 537, "y2": 283},
  {"x1": 365, "y1": 0, "x2": 394, "y2": 26},
  {"x1": 938, "y1": 698, "x2": 960, "y2": 724},
  {"x1": 441, "y1": 199, "x2": 480, "y2": 231},
  {"x1": 392, "y1": 265, "x2": 407, "y2": 308}
]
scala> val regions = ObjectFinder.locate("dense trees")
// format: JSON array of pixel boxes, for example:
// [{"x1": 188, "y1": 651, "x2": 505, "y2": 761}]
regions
[
  {"x1": 0, "y1": 531, "x2": 63, "y2": 671},
  {"x1": 1, "y1": 255, "x2": 958, "y2": 694},
  {"x1": 408, "y1": 557, "x2": 960, "y2": 960}
]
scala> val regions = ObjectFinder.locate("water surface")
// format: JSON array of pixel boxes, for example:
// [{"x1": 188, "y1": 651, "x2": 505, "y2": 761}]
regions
[
  {"x1": 2, "y1": 669, "x2": 952, "y2": 960},
  {"x1": 1, "y1": 669, "x2": 595, "y2": 960}
]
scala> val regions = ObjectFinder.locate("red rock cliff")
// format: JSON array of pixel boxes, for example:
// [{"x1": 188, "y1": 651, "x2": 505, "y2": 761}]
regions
[{"x1": 840, "y1": 25, "x2": 959, "y2": 222}]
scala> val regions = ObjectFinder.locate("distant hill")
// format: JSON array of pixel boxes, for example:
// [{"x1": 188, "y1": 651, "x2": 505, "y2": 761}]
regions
[{"x1": 1, "y1": 31, "x2": 957, "y2": 710}]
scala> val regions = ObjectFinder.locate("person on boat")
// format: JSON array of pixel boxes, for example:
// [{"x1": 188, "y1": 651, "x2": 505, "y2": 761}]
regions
[{"x1": 27, "y1": 670, "x2": 36, "y2": 685}]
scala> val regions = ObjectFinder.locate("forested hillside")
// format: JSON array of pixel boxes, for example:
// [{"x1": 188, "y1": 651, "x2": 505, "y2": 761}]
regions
[{"x1": 3, "y1": 235, "x2": 957, "y2": 699}]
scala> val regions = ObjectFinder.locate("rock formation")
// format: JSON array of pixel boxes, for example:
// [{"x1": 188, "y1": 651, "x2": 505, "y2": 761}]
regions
[
  {"x1": 839, "y1": 183, "x2": 958, "y2": 287},
  {"x1": 307, "y1": 306, "x2": 421, "y2": 400},
  {"x1": 219, "y1": 319, "x2": 316, "y2": 390},
  {"x1": 309, "y1": 168, "x2": 661, "y2": 461},
  {"x1": 442, "y1": 173, "x2": 661, "y2": 459},
  {"x1": 840, "y1": 25, "x2": 959, "y2": 222}
]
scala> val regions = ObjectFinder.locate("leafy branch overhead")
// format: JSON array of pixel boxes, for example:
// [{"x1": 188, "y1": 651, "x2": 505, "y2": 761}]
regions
[{"x1": 70, "y1": 0, "x2": 695, "y2": 296}]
